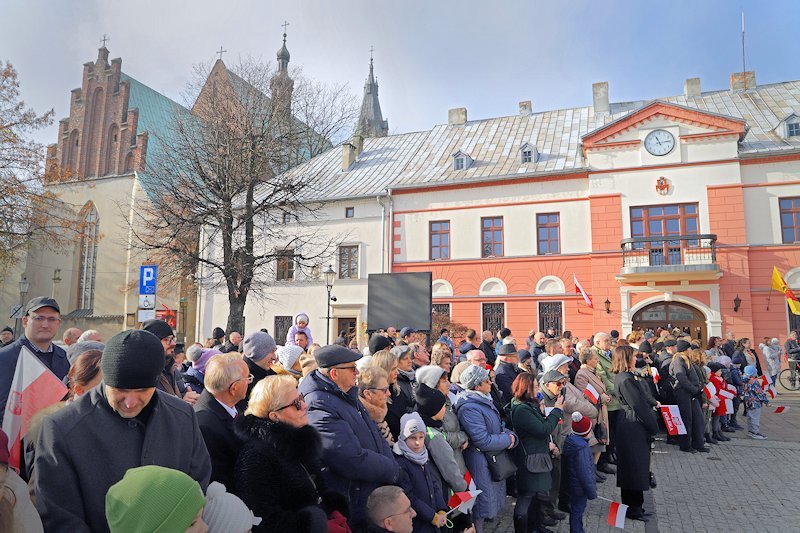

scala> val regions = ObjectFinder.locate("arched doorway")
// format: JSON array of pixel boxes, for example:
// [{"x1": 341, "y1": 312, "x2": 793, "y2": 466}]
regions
[{"x1": 632, "y1": 302, "x2": 706, "y2": 343}]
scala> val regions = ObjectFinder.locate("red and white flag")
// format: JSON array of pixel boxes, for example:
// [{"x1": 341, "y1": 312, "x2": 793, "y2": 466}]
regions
[
  {"x1": 759, "y1": 375, "x2": 772, "y2": 388},
  {"x1": 607, "y1": 501, "x2": 628, "y2": 529},
  {"x1": 724, "y1": 398, "x2": 734, "y2": 415},
  {"x1": 2, "y1": 346, "x2": 68, "y2": 472},
  {"x1": 574, "y1": 274, "x2": 593, "y2": 308},
  {"x1": 584, "y1": 383, "x2": 600, "y2": 404},
  {"x1": 775, "y1": 406, "x2": 790, "y2": 414},
  {"x1": 650, "y1": 365, "x2": 660, "y2": 384},
  {"x1": 719, "y1": 388, "x2": 735, "y2": 400},
  {"x1": 765, "y1": 387, "x2": 776, "y2": 399},
  {"x1": 660, "y1": 405, "x2": 687, "y2": 435},
  {"x1": 447, "y1": 471, "x2": 482, "y2": 514},
  {"x1": 704, "y1": 382, "x2": 717, "y2": 400}
]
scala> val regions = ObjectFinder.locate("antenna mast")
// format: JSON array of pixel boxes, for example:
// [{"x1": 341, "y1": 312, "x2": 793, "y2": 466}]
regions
[{"x1": 741, "y1": 11, "x2": 747, "y2": 89}]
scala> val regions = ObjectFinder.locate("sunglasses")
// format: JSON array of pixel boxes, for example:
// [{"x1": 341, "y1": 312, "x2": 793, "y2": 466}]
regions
[{"x1": 274, "y1": 393, "x2": 305, "y2": 412}]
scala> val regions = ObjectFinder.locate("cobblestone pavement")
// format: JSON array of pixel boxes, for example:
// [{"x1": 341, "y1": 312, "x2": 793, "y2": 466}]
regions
[{"x1": 490, "y1": 394, "x2": 800, "y2": 532}]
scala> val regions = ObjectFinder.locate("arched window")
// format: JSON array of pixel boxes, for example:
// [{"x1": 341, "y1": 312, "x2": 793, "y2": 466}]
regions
[
  {"x1": 78, "y1": 203, "x2": 99, "y2": 309},
  {"x1": 102, "y1": 124, "x2": 119, "y2": 176},
  {"x1": 124, "y1": 152, "x2": 135, "y2": 173}
]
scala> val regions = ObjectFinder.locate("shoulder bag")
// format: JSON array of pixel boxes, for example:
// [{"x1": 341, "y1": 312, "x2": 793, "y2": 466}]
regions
[
  {"x1": 510, "y1": 404, "x2": 553, "y2": 474},
  {"x1": 484, "y1": 448, "x2": 518, "y2": 481}
]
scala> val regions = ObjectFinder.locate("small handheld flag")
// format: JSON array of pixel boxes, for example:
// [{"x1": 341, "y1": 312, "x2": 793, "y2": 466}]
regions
[
  {"x1": 607, "y1": 501, "x2": 628, "y2": 529},
  {"x1": 704, "y1": 382, "x2": 717, "y2": 400},
  {"x1": 660, "y1": 405, "x2": 687, "y2": 435},
  {"x1": 775, "y1": 406, "x2": 789, "y2": 414},
  {"x1": 584, "y1": 383, "x2": 600, "y2": 404}
]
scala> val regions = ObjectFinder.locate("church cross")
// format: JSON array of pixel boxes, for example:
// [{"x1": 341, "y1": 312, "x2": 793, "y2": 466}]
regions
[
  {"x1": 369, "y1": 46, "x2": 375, "y2": 60},
  {"x1": 216, "y1": 46, "x2": 227, "y2": 60},
  {"x1": 101, "y1": 34, "x2": 110, "y2": 47},
  {"x1": 282, "y1": 20, "x2": 290, "y2": 34}
]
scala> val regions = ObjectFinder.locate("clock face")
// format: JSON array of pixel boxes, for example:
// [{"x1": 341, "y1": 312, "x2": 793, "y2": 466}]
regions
[{"x1": 643, "y1": 129, "x2": 675, "y2": 156}]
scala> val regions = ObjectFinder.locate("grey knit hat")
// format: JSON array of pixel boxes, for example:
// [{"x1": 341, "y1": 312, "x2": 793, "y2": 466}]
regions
[
  {"x1": 241, "y1": 332, "x2": 276, "y2": 362},
  {"x1": 67, "y1": 340, "x2": 105, "y2": 365},
  {"x1": 460, "y1": 365, "x2": 490, "y2": 390},
  {"x1": 203, "y1": 482, "x2": 261, "y2": 532},
  {"x1": 416, "y1": 365, "x2": 446, "y2": 389}
]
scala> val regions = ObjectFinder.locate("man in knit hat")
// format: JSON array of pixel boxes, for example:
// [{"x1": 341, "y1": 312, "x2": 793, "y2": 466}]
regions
[{"x1": 34, "y1": 329, "x2": 212, "y2": 532}]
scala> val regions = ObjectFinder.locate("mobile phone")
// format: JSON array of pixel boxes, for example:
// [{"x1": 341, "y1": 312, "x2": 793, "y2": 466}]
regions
[
  {"x1": 560, "y1": 388, "x2": 566, "y2": 398},
  {"x1": 535, "y1": 392, "x2": 544, "y2": 402}
]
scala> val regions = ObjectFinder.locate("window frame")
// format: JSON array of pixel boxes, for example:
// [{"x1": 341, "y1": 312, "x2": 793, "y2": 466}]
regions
[
  {"x1": 481, "y1": 216, "x2": 504, "y2": 258},
  {"x1": 432, "y1": 303, "x2": 451, "y2": 319},
  {"x1": 536, "y1": 212, "x2": 561, "y2": 255},
  {"x1": 78, "y1": 205, "x2": 99, "y2": 309},
  {"x1": 453, "y1": 156, "x2": 465, "y2": 171},
  {"x1": 630, "y1": 203, "x2": 700, "y2": 239},
  {"x1": 275, "y1": 249, "x2": 295, "y2": 281},
  {"x1": 429, "y1": 220, "x2": 451, "y2": 260},
  {"x1": 338, "y1": 244, "x2": 359, "y2": 279},
  {"x1": 282, "y1": 212, "x2": 292, "y2": 225},
  {"x1": 345, "y1": 207, "x2": 355, "y2": 219},
  {"x1": 779, "y1": 197, "x2": 800, "y2": 244},
  {"x1": 788, "y1": 122, "x2": 800, "y2": 137}
]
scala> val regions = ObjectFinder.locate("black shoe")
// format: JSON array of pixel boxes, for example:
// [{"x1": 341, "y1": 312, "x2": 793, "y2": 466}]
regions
[
  {"x1": 680, "y1": 447, "x2": 697, "y2": 453},
  {"x1": 731, "y1": 422, "x2": 744, "y2": 430},
  {"x1": 596, "y1": 472, "x2": 606, "y2": 483},
  {"x1": 716, "y1": 432, "x2": 731, "y2": 441},
  {"x1": 695, "y1": 447, "x2": 711, "y2": 453},
  {"x1": 626, "y1": 510, "x2": 650, "y2": 522},
  {"x1": 706, "y1": 434, "x2": 719, "y2": 444},
  {"x1": 721, "y1": 426, "x2": 736, "y2": 433},
  {"x1": 549, "y1": 508, "x2": 568, "y2": 520},
  {"x1": 597, "y1": 463, "x2": 616, "y2": 475},
  {"x1": 540, "y1": 515, "x2": 557, "y2": 526}
]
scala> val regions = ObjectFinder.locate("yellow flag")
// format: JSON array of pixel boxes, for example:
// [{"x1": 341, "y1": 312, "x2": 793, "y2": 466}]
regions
[
  {"x1": 772, "y1": 266, "x2": 788, "y2": 292},
  {"x1": 773, "y1": 266, "x2": 800, "y2": 315}
]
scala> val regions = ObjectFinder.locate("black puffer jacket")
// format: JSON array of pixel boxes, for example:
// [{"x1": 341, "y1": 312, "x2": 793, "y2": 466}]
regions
[{"x1": 234, "y1": 416, "x2": 348, "y2": 532}]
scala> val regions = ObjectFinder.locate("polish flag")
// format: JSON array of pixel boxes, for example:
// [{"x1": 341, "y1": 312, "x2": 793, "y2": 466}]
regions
[
  {"x1": 584, "y1": 383, "x2": 600, "y2": 404},
  {"x1": 574, "y1": 274, "x2": 593, "y2": 308},
  {"x1": 2, "y1": 346, "x2": 68, "y2": 472},
  {"x1": 660, "y1": 405, "x2": 687, "y2": 435},
  {"x1": 704, "y1": 382, "x2": 717, "y2": 400},
  {"x1": 447, "y1": 471, "x2": 482, "y2": 514},
  {"x1": 650, "y1": 366, "x2": 660, "y2": 384},
  {"x1": 759, "y1": 375, "x2": 772, "y2": 388},
  {"x1": 607, "y1": 501, "x2": 628, "y2": 529},
  {"x1": 718, "y1": 388, "x2": 735, "y2": 400},
  {"x1": 765, "y1": 387, "x2": 776, "y2": 399},
  {"x1": 775, "y1": 406, "x2": 790, "y2": 414}
]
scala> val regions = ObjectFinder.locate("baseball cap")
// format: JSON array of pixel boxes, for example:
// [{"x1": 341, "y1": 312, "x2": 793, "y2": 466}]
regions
[{"x1": 25, "y1": 296, "x2": 60, "y2": 315}]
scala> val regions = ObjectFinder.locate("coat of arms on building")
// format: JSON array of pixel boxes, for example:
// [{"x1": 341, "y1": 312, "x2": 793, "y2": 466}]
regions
[{"x1": 656, "y1": 176, "x2": 670, "y2": 195}]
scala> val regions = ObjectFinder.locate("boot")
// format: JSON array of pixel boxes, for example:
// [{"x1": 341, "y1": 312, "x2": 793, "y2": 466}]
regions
[
  {"x1": 715, "y1": 430, "x2": 731, "y2": 442},
  {"x1": 706, "y1": 433, "x2": 718, "y2": 444},
  {"x1": 513, "y1": 514, "x2": 529, "y2": 533},
  {"x1": 597, "y1": 463, "x2": 616, "y2": 475}
]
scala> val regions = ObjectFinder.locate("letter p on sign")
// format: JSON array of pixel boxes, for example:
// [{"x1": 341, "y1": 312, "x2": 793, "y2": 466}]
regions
[{"x1": 139, "y1": 265, "x2": 158, "y2": 295}]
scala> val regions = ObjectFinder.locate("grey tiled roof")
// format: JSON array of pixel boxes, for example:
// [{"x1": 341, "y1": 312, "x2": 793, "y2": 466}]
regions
[{"x1": 268, "y1": 79, "x2": 800, "y2": 202}]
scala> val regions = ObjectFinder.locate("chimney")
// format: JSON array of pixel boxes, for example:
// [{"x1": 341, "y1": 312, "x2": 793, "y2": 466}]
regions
[
  {"x1": 684, "y1": 77, "x2": 701, "y2": 97},
  {"x1": 519, "y1": 100, "x2": 532, "y2": 116},
  {"x1": 341, "y1": 142, "x2": 357, "y2": 171},
  {"x1": 592, "y1": 82, "x2": 609, "y2": 114},
  {"x1": 448, "y1": 107, "x2": 467, "y2": 126},
  {"x1": 352, "y1": 134, "x2": 363, "y2": 156},
  {"x1": 730, "y1": 71, "x2": 756, "y2": 91}
]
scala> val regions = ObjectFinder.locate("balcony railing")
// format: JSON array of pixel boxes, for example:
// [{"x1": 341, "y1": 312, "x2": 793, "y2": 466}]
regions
[{"x1": 620, "y1": 234, "x2": 717, "y2": 272}]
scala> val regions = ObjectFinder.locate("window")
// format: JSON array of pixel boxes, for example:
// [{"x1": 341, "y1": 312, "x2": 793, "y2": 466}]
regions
[
  {"x1": 788, "y1": 123, "x2": 800, "y2": 137},
  {"x1": 338, "y1": 245, "x2": 359, "y2": 279},
  {"x1": 78, "y1": 204, "x2": 99, "y2": 309},
  {"x1": 631, "y1": 203, "x2": 699, "y2": 240},
  {"x1": 276, "y1": 249, "x2": 295, "y2": 281},
  {"x1": 780, "y1": 197, "x2": 800, "y2": 243},
  {"x1": 454, "y1": 156, "x2": 465, "y2": 170},
  {"x1": 482, "y1": 303, "x2": 505, "y2": 334},
  {"x1": 274, "y1": 315, "x2": 293, "y2": 345},
  {"x1": 538, "y1": 302, "x2": 563, "y2": 334},
  {"x1": 282, "y1": 212, "x2": 291, "y2": 224},
  {"x1": 537, "y1": 213, "x2": 560, "y2": 254},
  {"x1": 432, "y1": 303, "x2": 451, "y2": 318},
  {"x1": 481, "y1": 217, "x2": 503, "y2": 257},
  {"x1": 345, "y1": 207, "x2": 354, "y2": 218},
  {"x1": 521, "y1": 149, "x2": 532, "y2": 163},
  {"x1": 430, "y1": 220, "x2": 450, "y2": 260}
]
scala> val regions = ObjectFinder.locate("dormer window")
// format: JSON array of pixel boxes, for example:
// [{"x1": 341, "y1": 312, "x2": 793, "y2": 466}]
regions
[
  {"x1": 520, "y1": 142, "x2": 539, "y2": 164},
  {"x1": 789, "y1": 122, "x2": 800, "y2": 137},
  {"x1": 452, "y1": 150, "x2": 473, "y2": 171},
  {"x1": 777, "y1": 114, "x2": 800, "y2": 139}
]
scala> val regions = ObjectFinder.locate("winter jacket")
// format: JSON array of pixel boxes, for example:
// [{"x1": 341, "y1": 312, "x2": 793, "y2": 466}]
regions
[
  {"x1": 727, "y1": 365, "x2": 743, "y2": 394},
  {"x1": 34, "y1": 387, "x2": 211, "y2": 532},
  {"x1": 742, "y1": 377, "x2": 769, "y2": 410},
  {"x1": 540, "y1": 386, "x2": 570, "y2": 449},
  {"x1": 182, "y1": 365, "x2": 206, "y2": 393},
  {"x1": 440, "y1": 397, "x2": 468, "y2": 474},
  {"x1": 286, "y1": 311, "x2": 314, "y2": 346},
  {"x1": 386, "y1": 386, "x2": 413, "y2": 440},
  {"x1": 458, "y1": 341, "x2": 476, "y2": 362},
  {"x1": 233, "y1": 416, "x2": 347, "y2": 532},
  {"x1": 5, "y1": 466, "x2": 43, "y2": 532},
  {"x1": 785, "y1": 338, "x2": 800, "y2": 360},
  {"x1": 494, "y1": 360, "x2": 523, "y2": 406},
  {"x1": 574, "y1": 365, "x2": 609, "y2": 446},
  {"x1": 0, "y1": 336, "x2": 69, "y2": 425},
  {"x1": 194, "y1": 389, "x2": 242, "y2": 490},
  {"x1": 299, "y1": 370, "x2": 401, "y2": 524},
  {"x1": 708, "y1": 374, "x2": 728, "y2": 417},
  {"x1": 397, "y1": 371, "x2": 416, "y2": 410},
  {"x1": 670, "y1": 356, "x2": 702, "y2": 397},
  {"x1": 614, "y1": 372, "x2": 658, "y2": 491},
  {"x1": 508, "y1": 399, "x2": 561, "y2": 494},
  {"x1": 761, "y1": 341, "x2": 782, "y2": 377},
  {"x1": 562, "y1": 433, "x2": 597, "y2": 500},
  {"x1": 454, "y1": 389, "x2": 517, "y2": 519},
  {"x1": 394, "y1": 453, "x2": 446, "y2": 533},
  {"x1": 593, "y1": 346, "x2": 620, "y2": 411},
  {"x1": 425, "y1": 425, "x2": 468, "y2": 502},
  {"x1": 156, "y1": 366, "x2": 187, "y2": 398},
  {"x1": 479, "y1": 340, "x2": 496, "y2": 366}
]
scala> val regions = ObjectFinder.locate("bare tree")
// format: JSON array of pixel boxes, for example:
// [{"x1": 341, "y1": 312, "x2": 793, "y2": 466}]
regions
[
  {"x1": 0, "y1": 61, "x2": 86, "y2": 276},
  {"x1": 127, "y1": 58, "x2": 357, "y2": 332}
]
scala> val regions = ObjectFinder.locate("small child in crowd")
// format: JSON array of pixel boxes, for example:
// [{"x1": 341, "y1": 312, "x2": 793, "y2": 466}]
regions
[
  {"x1": 393, "y1": 412, "x2": 448, "y2": 532},
  {"x1": 285, "y1": 312, "x2": 314, "y2": 347},
  {"x1": 707, "y1": 363, "x2": 731, "y2": 442},
  {"x1": 562, "y1": 412, "x2": 597, "y2": 533},
  {"x1": 742, "y1": 365, "x2": 769, "y2": 440}
]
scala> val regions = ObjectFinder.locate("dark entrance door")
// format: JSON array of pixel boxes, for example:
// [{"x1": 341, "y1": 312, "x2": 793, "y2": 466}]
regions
[
  {"x1": 632, "y1": 302, "x2": 706, "y2": 343},
  {"x1": 337, "y1": 318, "x2": 357, "y2": 347}
]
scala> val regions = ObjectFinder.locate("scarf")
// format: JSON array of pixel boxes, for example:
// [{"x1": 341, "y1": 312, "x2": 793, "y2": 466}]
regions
[
  {"x1": 398, "y1": 368, "x2": 416, "y2": 382},
  {"x1": 393, "y1": 438, "x2": 428, "y2": 465},
  {"x1": 421, "y1": 414, "x2": 443, "y2": 430}
]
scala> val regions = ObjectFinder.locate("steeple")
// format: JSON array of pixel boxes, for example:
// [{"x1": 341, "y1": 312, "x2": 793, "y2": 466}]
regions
[
  {"x1": 354, "y1": 50, "x2": 389, "y2": 138},
  {"x1": 271, "y1": 23, "x2": 294, "y2": 126},
  {"x1": 276, "y1": 21, "x2": 290, "y2": 74}
]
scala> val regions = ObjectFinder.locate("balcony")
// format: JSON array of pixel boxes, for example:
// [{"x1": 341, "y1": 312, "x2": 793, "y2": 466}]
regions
[{"x1": 618, "y1": 234, "x2": 721, "y2": 282}]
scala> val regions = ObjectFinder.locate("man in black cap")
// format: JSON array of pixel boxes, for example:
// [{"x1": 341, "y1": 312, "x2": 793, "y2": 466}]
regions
[
  {"x1": 494, "y1": 343, "x2": 523, "y2": 405},
  {"x1": 141, "y1": 319, "x2": 199, "y2": 405},
  {"x1": 0, "y1": 326, "x2": 14, "y2": 346},
  {"x1": 299, "y1": 344, "x2": 402, "y2": 527},
  {"x1": 0, "y1": 296, "x2": 68, "y2": 425},
  {"x1": 397, "y1": 327, "x2": 415, "y2": 346},
  {"x1": 34, "y1": 329, "x2": 211, "y2": 532}
]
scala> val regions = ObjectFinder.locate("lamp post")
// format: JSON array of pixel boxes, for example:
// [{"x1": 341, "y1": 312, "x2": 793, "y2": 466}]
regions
[
  {"x1": 16, "y1": 275, "x2": 30, "y2": 336},
  {"x1": 51, "y1": 268, "x2": 61, "y2": 299},
  {"x1": 323, "y1": 264, "x2": 335, "y2": 345},
  {"x1": 179, "y1": 297, "x2": 188, "y2": 342}
]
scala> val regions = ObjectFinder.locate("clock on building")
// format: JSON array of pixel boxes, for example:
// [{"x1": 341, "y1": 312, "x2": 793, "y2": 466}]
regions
[{"x1": 643, "y1": 129, "x2": 675, "y2": 156}]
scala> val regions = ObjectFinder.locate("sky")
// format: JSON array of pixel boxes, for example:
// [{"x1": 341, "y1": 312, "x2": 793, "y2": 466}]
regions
[{"x1": 4, "y1": 0, "x2": 800, "y2": 147}]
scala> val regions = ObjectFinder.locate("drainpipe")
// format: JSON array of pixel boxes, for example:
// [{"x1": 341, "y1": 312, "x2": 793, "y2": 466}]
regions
[
  {"x1": 195, "y1": 223, "x2": 206, "y2": 342},
  {"x1": 387, "y1": 188, "x2": 394, "y2": 273},
  {"x1": 378, "y1": 194, "x2": 386, "y2": 274},
  {"x1": 122, "y1": 175, "x2": 139, "y2": 332}
]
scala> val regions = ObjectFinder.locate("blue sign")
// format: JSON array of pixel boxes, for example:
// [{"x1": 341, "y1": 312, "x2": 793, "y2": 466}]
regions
[{"x1": 139, "y1": 265, "x2": 158, "y2": 295}]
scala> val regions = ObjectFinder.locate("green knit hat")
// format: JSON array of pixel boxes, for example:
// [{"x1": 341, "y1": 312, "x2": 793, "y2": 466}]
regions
[{"x1": 106, "y1": 465, "x2": 205, "y2": 533}]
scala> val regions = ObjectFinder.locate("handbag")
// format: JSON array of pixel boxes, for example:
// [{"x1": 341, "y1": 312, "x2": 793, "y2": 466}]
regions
[
  {"x1": 593, "y1": 421, "x2": 607, "y2": 442},
  {"x1": 484, "y1": 449, "x2": 517, "y2": 481},
  {"x1": 511, "y1": 404, "x2": 553, "y2": 474}
]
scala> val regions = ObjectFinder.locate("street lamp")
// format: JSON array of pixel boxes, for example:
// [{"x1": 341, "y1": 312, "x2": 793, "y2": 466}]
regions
[
  {"x1": 51, "y1": 268, "x2": 61, "y2": 299},
  {"x1": 16, "y1": 275, "x2": 30, "y2": 336},
  {"x1": 323, "y1": 264, "x2": 336, "y2": 345}
]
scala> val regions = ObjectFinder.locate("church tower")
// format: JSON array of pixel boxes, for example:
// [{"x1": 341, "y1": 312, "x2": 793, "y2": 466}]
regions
[
  {"x1": 270, "y1": 28, "x2": 294, "y2": 122},
  {"x1": 354, "y1": 54, "x2": 388, "y2": 138}
]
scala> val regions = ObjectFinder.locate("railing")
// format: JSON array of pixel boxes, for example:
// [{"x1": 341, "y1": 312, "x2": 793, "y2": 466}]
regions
[{"x1": 621, "y1": 234, "x2": 717, "y2": 269}]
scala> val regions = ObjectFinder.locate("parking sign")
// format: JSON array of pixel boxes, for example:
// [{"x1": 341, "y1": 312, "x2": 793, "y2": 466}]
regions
[{"x1": 139, "y1": 265, "x2": 158, "y2": 295}]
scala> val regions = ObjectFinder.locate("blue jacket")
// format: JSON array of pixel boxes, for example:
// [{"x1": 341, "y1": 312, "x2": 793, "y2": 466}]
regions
[
  {"x1": 395, "y1": 454, "x2": 446, "y2": 533},
  {"x1": 562, "y1": 433, "x2": 597, "y2": 500},
  {"x1": 182, "y1": 366, "x2": 205, "y2": 393},
  {"x1": 453, "y1": 389, "x2": 517, "y2": 520},
  {"x1": 494, "y1": 361, "x2": 523, "y2": 406},
  {"x1": 299, "y1": 370, "x2": 400, "y2": 523},
  {"x1": 0, "y1": 336, "x2": 69, "y2": 425}
]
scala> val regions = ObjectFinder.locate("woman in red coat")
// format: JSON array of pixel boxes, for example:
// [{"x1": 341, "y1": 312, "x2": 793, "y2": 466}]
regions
[{"x1": 707, "y1": 363, "x2": 731, "y2": 442}]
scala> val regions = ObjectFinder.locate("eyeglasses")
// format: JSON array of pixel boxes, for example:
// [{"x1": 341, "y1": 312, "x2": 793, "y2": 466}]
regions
[
  {"x1": 333, "y1": 365, "x2": 358, "y2": 373},
  {"x1": 553, "y1": 381, "x2": 567, "y2": 387},
  {"x1": 228, "y1": 374, "x2": 253, "y2": 393},
  {"x1": 367, "y1": 386, "x2": 390, "y2": 394},
  {"x1": 387, "y1": 505, "x2": 414, "y2": 519},
  {"x1": 30, "y1": 315, "x2": 61, "y2": 324},
  {"x1": 164, "y1": 336, "x2": 176, "y2": 344},
  {"x1": 274, "y1": 393, "x2": 305, "y2": 412}
]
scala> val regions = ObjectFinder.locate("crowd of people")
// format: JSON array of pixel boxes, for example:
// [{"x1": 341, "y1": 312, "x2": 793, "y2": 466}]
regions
[{"x1": 0, "y1": 296, "x2": 789, "y2": 532}]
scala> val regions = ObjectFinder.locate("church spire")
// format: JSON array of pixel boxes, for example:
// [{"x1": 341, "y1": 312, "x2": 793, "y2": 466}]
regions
[
  {"x1": 354, "y1": 49, "x2": 388, "y2": 138},
  {"x1": 276, "y1": 21, "x2": 290, "y2": 73}
]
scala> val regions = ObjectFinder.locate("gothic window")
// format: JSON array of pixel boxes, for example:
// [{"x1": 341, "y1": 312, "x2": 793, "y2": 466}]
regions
[
  {"x1": 78, "y1": 203, "x2": 99, "y2": 309},
  {"x1": 124, "y1": 152, "x2": 135, "y2": 173},
  {"x1": 65, "y1": 130, "x2": 80, "y2": 173}
]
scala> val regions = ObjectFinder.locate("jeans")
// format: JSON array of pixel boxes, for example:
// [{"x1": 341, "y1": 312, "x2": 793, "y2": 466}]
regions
[
  {"x1": 747, "y1": 406, "x2": 762, "y2": 434},
  {"x1": 569, "y1": 495, "x2": 588, "y2": 533}
]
